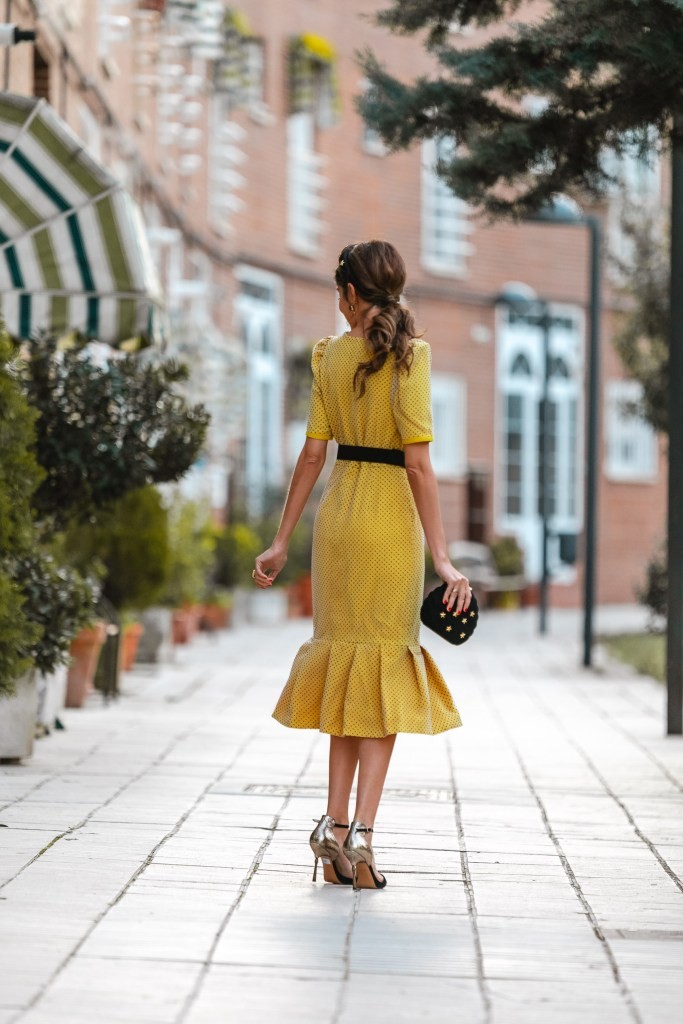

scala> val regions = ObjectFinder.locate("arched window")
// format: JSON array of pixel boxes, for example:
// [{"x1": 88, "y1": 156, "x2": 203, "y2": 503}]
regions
[
  {"x1": 549, "y1": 356, "x2": 570, "y2": 379},
  {"x1": 511, "y1": 352, "x2": 532, "y2": 376},
  {"x1": 498, "y1": 308, "x2": 582, "y2": 580}
]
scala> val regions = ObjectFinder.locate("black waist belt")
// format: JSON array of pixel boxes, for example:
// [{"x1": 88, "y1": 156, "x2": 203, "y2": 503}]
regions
[{"x1": 336, "y1": 444, "x2": 405, "y2": 467}]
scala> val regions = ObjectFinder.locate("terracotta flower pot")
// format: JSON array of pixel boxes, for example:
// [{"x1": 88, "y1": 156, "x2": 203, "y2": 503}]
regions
[
  {"x1": 297, "y1": 574, "x2": 313, "y2": 616},
  {"x1": 200, "y1": 604, "x2": 231, "y2": 631},
  {"x1": 66, "y1": 622, "x2": 107, "y2": 708},
  {"x1": 172, "y1": 609, "x2": 191, "y2": 644},
  {"x1": 121, "y1": 622, "x2": 145, "y2": 671}
]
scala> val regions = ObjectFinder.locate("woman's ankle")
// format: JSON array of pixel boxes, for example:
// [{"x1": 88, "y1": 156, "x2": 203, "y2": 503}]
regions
[
  {"x1": 351, "y1": 813, "x2": 376, "y2": 830},
  {"x1": 326, "y1": 811, "x2": 349, "y2": 827}
]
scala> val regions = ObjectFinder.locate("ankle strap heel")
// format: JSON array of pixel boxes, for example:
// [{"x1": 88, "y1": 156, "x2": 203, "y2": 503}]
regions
[{"x1": 342, "y1": 821, "x2": 387, "y2": 890}]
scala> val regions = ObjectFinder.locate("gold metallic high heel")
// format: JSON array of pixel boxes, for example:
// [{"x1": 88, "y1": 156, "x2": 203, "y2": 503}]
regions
[
  {"x1": 309, "y1": 815, "x2": 353, "y2": 885},
  {"x1": 343, "y1": 820, "x2": 387, "y2": 890}
]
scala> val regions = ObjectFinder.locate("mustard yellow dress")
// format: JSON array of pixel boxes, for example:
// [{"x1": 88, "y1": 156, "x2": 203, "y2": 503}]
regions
[{"x1": 272, "y1": 333, "x2": 462, "y2": 738}]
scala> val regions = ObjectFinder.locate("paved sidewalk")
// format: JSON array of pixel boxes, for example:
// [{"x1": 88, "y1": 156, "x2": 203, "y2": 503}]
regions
[{"x1": 1, "y1": 611, "x2": 682, "y2": 1024}]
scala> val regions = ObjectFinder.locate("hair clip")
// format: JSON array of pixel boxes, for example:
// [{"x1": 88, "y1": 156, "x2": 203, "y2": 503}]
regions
[{"x1": 339, "y1": 258, "x2": 345, "y2": 265}]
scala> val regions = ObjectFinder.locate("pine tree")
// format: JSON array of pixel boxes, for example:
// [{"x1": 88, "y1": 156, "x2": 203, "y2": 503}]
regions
[
  {"x1": 359, "y1": 0, "x2": 683, "y2": 218},
  {"x1": 359, "y1": 0, "x2": 683, "y2": 732}
]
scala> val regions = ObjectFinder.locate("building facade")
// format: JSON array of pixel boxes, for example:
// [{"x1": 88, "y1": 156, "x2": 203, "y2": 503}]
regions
[{"x1": 1, "y1": 0, "x2": 667, "y2": 605}]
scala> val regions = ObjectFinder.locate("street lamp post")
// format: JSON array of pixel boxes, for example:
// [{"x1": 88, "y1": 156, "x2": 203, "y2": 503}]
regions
[
  {"x1": 538, "y1": 305, "x2": 551, "y2": 635},
  {"x1": 526, "y1": 199, "x2": 602, "y2": 668}
]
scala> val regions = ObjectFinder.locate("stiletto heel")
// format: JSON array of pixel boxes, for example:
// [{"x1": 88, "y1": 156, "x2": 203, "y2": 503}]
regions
[
  {"x1": 309, "y1": 815, "x2": 353, "y2": 885},
  {"x1": 343, "y1": 820, "x2": 387, "y2": 890}
]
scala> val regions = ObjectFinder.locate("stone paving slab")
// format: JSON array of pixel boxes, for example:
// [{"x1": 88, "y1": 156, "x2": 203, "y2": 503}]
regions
[{"x1": 1, "y1": 610, "x2": 683, "y2": 1023}]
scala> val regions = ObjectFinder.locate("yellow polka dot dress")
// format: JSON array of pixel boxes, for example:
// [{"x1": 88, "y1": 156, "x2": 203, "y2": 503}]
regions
[{"x1": 272, "y1": 334, "x2": 462, "y2": 738}]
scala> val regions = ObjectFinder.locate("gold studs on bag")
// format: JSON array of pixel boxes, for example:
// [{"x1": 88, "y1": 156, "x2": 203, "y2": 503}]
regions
[
  {"x1": 446, "y1": 625, "x2": 452, "y2": 632},
  {"x1": 440, "y1": 611, "x2": 446, "y2": 618},
  {"x1": 460, "y1": 632, "x2": 467, "y2": 639}
]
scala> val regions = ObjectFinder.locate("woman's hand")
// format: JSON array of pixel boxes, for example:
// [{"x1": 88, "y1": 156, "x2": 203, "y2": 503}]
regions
[
  {"x1": 252, "y1": 542, "x2": 288, "y2": 588},
  {"x1": 434, "y1": 558, "x2": 472, "y2": 615}
]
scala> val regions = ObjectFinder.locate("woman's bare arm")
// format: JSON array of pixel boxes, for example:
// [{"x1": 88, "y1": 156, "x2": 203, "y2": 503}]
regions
[
  {"x1": 253, "y1": 437, "x2": 328, "y2": 587},
  {"x1": 404, "y1": 441, "x2": 471, "y2": 614}
]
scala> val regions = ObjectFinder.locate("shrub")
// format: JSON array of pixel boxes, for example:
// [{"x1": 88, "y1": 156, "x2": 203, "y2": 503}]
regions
[
  {"x1": 0, "y1": 331, "x2": 43, "y2": 696},
  {"x1": 13, "y1": 553, "x2": 100, "y2": 676},
  {"x1": 21, "y1": 333, "x2": 210, "y2": 527},
  {"x1": 214, "y1": 523, "x2": 262, "y2": 589},
  {"x1": 489, "y1": 536, "x2": 525, "y2": 577},
  {"x1": 639, "y1": 543, "x2": 667, "y2": 629},
  {"x1": 65, "y1": 486, "x2": 170, "y2": 611},
  {"x1": 164, "y1": 500, "x2": 217, "y2": 606}
]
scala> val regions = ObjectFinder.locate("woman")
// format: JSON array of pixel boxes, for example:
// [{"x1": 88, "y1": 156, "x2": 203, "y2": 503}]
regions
[{"x1": 252, "y1": 240, "x2": 470, "y2": 890}]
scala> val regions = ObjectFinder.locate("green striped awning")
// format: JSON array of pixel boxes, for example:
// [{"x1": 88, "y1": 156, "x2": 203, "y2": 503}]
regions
[{"x1": 0, "y1": 93, "x2": 163, "y2": 348}]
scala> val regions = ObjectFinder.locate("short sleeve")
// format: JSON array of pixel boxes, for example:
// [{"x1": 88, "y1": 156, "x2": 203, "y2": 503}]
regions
[
  {"x1": 305, "y1": 338, "x2": 333, "y2": 440},
  {"x1": 392, "y1": 341, "x2": 434, "y2": 444}
]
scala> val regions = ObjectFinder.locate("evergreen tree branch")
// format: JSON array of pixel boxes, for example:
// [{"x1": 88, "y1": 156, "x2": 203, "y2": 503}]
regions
[
  {"x1": 374, "y1": 1, "x2": 523, "y2": 45},
  {"x1": 358, "y1": 0, "x2": 683, "y2": 217}
]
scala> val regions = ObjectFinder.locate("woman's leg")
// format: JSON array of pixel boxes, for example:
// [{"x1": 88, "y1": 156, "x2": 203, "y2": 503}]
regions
[
  {"x1": 327, "y1": 735, "x2": 360, "y2": 873},
  {"x1": 353, "y1": 734, "x2": 397, "y2": 827},
  {"x1": 327, "y1": 735, "x2": 360, "y2": 823}
]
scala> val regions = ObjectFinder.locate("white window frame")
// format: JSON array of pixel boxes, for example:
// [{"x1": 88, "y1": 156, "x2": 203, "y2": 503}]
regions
[
  {"x1": 358, "y1": 78, "x2": 387, "y2": 157},
  {"x1": 79, "y1": 103, "x2": 102, "y2": 161},
  {"x1": 605, "y1": 129, "x2": 661, "y2": 280},
  {"x1": 208, "y1": 94, "x2": 247, "y2": 238},
  {"x1": 234, "y1": 265, "x2": 284, "y2": 518},
  {"x1": 496, "y1": 303, "x2": 584, "y2": 581},
  {"x1": 421, "y1": 137, "x2": 472, "y2": 277},
  {"x1": 604, "y1": 379, "x2": 658, "y2": 483},
  {"x1": 431, "y1": 373, "x2": 467, "y2": 479},
  {"x1": 287, "y1": 112, "x2": 327, "y2": 258}
]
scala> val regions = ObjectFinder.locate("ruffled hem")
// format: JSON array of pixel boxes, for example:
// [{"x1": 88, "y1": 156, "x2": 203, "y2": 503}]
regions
[{"x1": 272, "y1": 636, "x2": 462, "y2": 738}]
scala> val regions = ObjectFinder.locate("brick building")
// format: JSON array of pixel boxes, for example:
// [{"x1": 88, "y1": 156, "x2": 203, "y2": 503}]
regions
[{"x1": 1, "y1": 0, "x2": 667, "y2": 605}]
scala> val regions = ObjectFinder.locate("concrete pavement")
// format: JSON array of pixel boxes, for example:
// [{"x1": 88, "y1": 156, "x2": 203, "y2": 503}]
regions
[{"x1": 1, "y1": 609, "x2": 682, "y2": 1024}]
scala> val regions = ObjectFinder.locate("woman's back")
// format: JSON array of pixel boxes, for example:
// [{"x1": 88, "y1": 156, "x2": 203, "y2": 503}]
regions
[{"x1": 306, "y1": 333, "x2": 435, "y2": 450}]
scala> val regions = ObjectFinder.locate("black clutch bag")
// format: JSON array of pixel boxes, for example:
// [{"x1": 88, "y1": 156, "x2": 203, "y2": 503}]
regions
[{"x1": 420, "y1": 583, "x2": 479, "y2": 645}]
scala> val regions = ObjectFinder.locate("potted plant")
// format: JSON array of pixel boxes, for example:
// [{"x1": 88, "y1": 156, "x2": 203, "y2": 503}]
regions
[
  {"x1": 488, "y1": 535, "x2": 526, "y2": 609},
  {"x1": 213, "y1": 520, "x2": 262, "y2": 626},
  {"x1": 120, "y1": 614, "x2": 145, "y2": 671},
  {"x1": 0, "y1": 333, "x2": 44, "y2": 760},
  {"x1": 163, "y1": 499, "x2": 217, "y2": 643},
  {"x1": 18, "y1": 335, "x2": 209, "y2": 674},
  {"x1": 65, "y1": 621, "x2": 107, "y2": 707},
  {"x1": 22, "y1": 334, "x2": 209, "y2": 530},
  {"x1": 64, "y1": 485, "x2": 171, "y2": 671},
  {"x1": 3, "y1": 551, "x2": 100, "y2": 743},
  {"x1": 200, "y1": 587, "x2": 234, "y2": 631}
]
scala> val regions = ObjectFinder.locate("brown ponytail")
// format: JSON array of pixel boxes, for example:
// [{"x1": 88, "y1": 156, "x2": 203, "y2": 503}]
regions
[{"x1": 334, "y1": 239, "x2": 423, "y2": 397}]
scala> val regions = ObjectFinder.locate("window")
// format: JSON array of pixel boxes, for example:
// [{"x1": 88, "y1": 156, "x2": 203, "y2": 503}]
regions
[
  {"x1": 605, "y1": 380, "x2": 658, "y2": 482},
  {"x1": 234, "y1": 267, "x2": 284, "y2": 518},
  {"x1": 497, "y1": 303, "x2": 583, "y2": 581},
  {"x1": 208, "y1": 94, "x2": 246, "y2": 237},
  {"x1": 33, "y1": 48, "x2": 51, "y2": 101},
  {"x1": 79, "y1": 104, "x2": 102, "y2": 161},
  {"x1": 421, "y1": 137, "x2": 472, "y2": 277},
  {"x1": 358, "y1": 79, "x2": 387, "y2": 157},
  {"x1": 212, "y1": 12, "x2": 266, "y2": 117},
  {"x1": 288, "y1": 33, "x2": 339, "y2": 129},
  {"x1": 431, "y1": 374, "x2": 467, "y2": 479},
  {"x1": 605, "y1": 129, "x2": 661, "y2": 277},
  {"x1": 287, "y1": 112, "x2": 327, "y2": 257}
]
